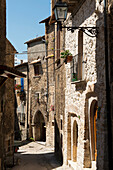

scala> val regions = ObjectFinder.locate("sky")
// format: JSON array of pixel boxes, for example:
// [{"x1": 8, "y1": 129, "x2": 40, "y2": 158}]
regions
[{"x1": 6, "y1": 0, "x2": 50, "y2": 63}]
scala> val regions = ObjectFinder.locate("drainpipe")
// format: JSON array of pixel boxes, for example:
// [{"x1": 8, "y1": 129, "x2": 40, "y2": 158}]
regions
[
  {"x1": 104, "y1": 0, "x2": 112, "y2": 169},
  {"x1": 42, "y1": 38, "x2": 49, "y2": 119}
]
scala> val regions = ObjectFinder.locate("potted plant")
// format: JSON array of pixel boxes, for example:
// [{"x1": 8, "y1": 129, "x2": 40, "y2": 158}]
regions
[
  {"x1": 72, "y1": 73, "x2": 77, "y2": 82},
  {"x1": 61, "y1": 50, "x2": 73, "y2": 62}
]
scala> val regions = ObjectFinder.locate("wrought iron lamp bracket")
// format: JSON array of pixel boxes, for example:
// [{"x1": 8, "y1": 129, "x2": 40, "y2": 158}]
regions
[{"x1": 61, "y1": 26, "x2": 98, "y2": 38}]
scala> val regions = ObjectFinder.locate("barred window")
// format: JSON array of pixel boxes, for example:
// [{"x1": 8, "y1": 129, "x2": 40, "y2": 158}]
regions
[{"x1": 71, "y1": 30, "x2": 84, "y2": 82}]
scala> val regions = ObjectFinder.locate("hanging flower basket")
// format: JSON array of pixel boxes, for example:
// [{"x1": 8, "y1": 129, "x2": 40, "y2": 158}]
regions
[
  {"x1": 67, "y1": 55, "x2": 73, "y2": 62},
  {"x1": 61, "y1": 50, "x2": 73, "y2": 63},
  {"x1": 15, "y1": 84, "x2": 21, "y2": 90}
]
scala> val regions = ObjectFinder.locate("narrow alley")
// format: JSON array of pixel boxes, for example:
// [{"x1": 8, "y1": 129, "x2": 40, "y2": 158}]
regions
[{"x1": 11, "y1": 142, "x2": 71, "y2": 170}]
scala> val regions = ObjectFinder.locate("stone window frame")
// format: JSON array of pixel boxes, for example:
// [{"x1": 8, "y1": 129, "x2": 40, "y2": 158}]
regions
[{"x1": 33, "y1": 62, "x2": 42, "y2": 76}]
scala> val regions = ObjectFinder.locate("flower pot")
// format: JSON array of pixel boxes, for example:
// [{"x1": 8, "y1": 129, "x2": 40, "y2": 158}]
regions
[{"x1": 67, "y1": 56, "x2": 73, "y2": 62}]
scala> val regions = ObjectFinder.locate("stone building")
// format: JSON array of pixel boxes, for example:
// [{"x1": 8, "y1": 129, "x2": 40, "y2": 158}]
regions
[
  {"x1": 41, "y1": 0, "x2": 113, "y2": 169},
  {"x1": 0, "y1": 1, "x2": 26, "y2": 169},
  {"x1": 15, "y1": 61, "x2": 28, "y2": 141},
  {"x1": 25, "y1": 36, "x2": 54, "y2": 147}
]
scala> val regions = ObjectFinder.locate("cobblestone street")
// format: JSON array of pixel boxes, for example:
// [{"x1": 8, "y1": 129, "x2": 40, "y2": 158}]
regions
[{"x1": 11, "y1": 142, "x2": 71, "y2": 170}]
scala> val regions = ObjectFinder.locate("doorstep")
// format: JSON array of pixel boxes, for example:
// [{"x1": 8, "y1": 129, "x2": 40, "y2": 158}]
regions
[
  {"x1": 68, "y1": 160, "x2": 76, "y2": 170},
  {"x1": 68, "y1": 160, "x2": 96, "y2": 170}
]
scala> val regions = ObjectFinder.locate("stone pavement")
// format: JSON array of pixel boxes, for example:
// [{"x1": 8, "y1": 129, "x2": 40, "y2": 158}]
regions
[{"x1": 11, "y1": 141, "x2": 72, "y2": 170}]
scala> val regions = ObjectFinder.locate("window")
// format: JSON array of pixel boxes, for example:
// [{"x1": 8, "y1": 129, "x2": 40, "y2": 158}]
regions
[
  {"x1": 78, "y1": 30, "x2": 83, "y2": 80},
  {"x1": 71, "y1": 31, "x2": 84, "y2": 82},
  {"x1": 34, "y1": 62, "x2": 42, "y2": 76}
]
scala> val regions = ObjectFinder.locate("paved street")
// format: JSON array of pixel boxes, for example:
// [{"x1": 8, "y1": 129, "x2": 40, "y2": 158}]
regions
[{"x1": 11, "y1": 142, "x2": 71, "y2": 170}]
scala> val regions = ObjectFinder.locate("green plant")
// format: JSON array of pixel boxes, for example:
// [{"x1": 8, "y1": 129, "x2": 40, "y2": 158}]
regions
[
  {"x1": 78, "y1": 115, "x2": 80, "y2": 119},
  {"x1": 72, "y1": 73, "x2": 77, "y2": 82},
  {"x1": 61, "y1": 50, "x2": 72, "y2": 58},
  {"x1": 29, "y1": 137, "x2": 34, "y2": 142}
]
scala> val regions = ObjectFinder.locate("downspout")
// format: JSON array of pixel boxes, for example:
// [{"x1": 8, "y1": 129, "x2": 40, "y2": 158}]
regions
[
  {"x1": 104, "y1": 0, "x2": 112, "y2": 169},
  {"x1": 42, "y1": 37, "x2": 49, "y2": 119},
  {"x1": 46, "y1": 42, "x2": 49, "y2": 120},
  {"x1": 26, "y1": 64, "x2": 29, "y2": 140}
]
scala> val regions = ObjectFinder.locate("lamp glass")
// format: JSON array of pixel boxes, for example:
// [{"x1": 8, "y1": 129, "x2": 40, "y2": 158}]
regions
[{"x1": 54, "y1": 3, "x2": 67, "y2": 22}]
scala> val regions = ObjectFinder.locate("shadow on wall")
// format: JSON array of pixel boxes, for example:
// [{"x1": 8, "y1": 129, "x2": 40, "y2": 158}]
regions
[
  {"x1": 14, "y1": 94, "x2": 21, "y2": 141},
  {"x1": 55, "y1": 118, "x2": 63, "y2": 165}
]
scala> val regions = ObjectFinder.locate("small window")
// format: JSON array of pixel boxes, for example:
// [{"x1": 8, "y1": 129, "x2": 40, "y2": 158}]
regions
[{"x1": 34, "y1": 62, "x2": 42, "y2": 76}]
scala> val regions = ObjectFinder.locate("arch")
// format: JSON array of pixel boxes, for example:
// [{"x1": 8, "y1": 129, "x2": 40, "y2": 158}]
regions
[
  {"x1": 90, "y1": 100, "x2": 98, "y2": 161},
  {"x1": 33, "y1": 110, "x2": 46, "y2": 142},
  {"x1": 73, "y1": 120, "x2": 78, "y2": 162}
]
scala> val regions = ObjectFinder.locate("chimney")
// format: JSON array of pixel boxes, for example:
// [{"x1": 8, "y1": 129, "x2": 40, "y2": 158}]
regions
[{"x1": 21, "y1": 60, "x2": 23, "y2": 64}]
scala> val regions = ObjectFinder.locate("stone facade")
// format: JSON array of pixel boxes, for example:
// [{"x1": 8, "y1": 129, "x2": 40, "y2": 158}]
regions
[
  {"x1": 4, "y1": 39, "x2": 16, "y2": 167},
  {"x1": 15, "y1": 62, "x2": 28, "y2": 141},
  {"x1": 0, "y1": 38, "x2": 17, "y2": 169},
  {"x1": 46, "y1": 0, "x2": 113, "y2": 169},
  {"x1": 26, "y1": 36, "x2": 54, "y2": 147},
  {"x1": 0, "y1": 0, "x2": 6, "y2": 169}
]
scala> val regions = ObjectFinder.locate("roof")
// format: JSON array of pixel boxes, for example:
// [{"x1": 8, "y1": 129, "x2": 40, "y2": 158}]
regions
[
  {"x1": 39, "y1": 13, "x2": 56, "y2": 25},
  {"x1": 24, "y1": 35, "x2": 45, "y2": 44},
  {"x1": 39, "y1": 16, "x2": 51, "y2": 23},
  {"x1": 15, "y1": 62, "x2": 28, "y2": 68},
  {"x1": 0, "y1": 65, "x2": 26, "y2": 79},
  {"x1": 29, "y1": 59, "x2": 41, "y2": 65},
  {"x1": 6, "y1": 38, "x2": 17, "y2": 52}
]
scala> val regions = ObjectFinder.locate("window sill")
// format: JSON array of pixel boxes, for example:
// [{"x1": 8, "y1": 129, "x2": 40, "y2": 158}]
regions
[
  {"x1": 71, "y1": 80, "x2": 87, "y2": 91},
  {"x1": 71, "y1": 80, "x2": 86, "y2": 84},
  {"x1": 33, "y1": 75, "x2": 41, "y2": 78}
]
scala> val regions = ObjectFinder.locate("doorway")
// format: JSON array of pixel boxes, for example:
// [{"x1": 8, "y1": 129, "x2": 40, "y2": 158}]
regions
[
  {"x1": 73, "y1": 120, "x2": 78, "y2": 162},
  {"x1": 34, "y1": 111, "x2": 46, "y2": 142},
  {"x1": 90, "y1": 100, "x2": 97, "y2": 161}
]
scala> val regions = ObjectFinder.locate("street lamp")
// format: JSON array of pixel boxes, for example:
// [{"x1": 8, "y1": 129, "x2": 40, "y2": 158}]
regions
[
  {"x1": 54, "y1": 1, "x2": 68, "y2": 22},
  {"x1": 53, "y1": 1, "x2": 98, "y2": 37}
]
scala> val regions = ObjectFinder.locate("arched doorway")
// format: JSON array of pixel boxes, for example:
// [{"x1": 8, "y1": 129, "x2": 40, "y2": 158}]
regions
[
  {"x1": 73, "y1": 120, "x2": 78, "y2": 162},
  {"x1": 34, "y1": 111, "x2": 46, "y2": 142},
  {"x1": 90, "y1": 100, "x2": 98, "y2": 161},
  {"x1": 67, "y1": 115, "x2": 71, "y2": 162}
]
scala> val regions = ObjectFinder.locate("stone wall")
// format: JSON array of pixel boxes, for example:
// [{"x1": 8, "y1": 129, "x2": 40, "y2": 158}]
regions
[
  {"x1": 62, "y1": 0, "x2": 109, "y2": 169},
  {"x1": 27, "y1": 38, "x2": 54, "y2": 146},
  {"x1": 45, "y1": 23, "x2": 55, "y2": 147},
  {"x1": 0, "y1": 0, "x2": 6, "y2": 169},
  {"x1": 4, "y1": 39, "x2": 16, "y2": 167}
]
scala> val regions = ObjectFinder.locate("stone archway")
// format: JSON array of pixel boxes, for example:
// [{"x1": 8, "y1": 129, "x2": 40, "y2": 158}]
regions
[
  {"x1": 73, "y1": 120, "x2": 78, "y2": 162},
  {"x1": 90, "y1": 100, "x2": 98, "y2": 161},
  {"x1": 34, "y1": 111, "x2": 46, "y2": 142}
]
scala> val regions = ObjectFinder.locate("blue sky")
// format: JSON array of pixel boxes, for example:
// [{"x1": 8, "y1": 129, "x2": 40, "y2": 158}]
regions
[{"x1": 6, "y1": 0, "x2": 50, "y2": 63}]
